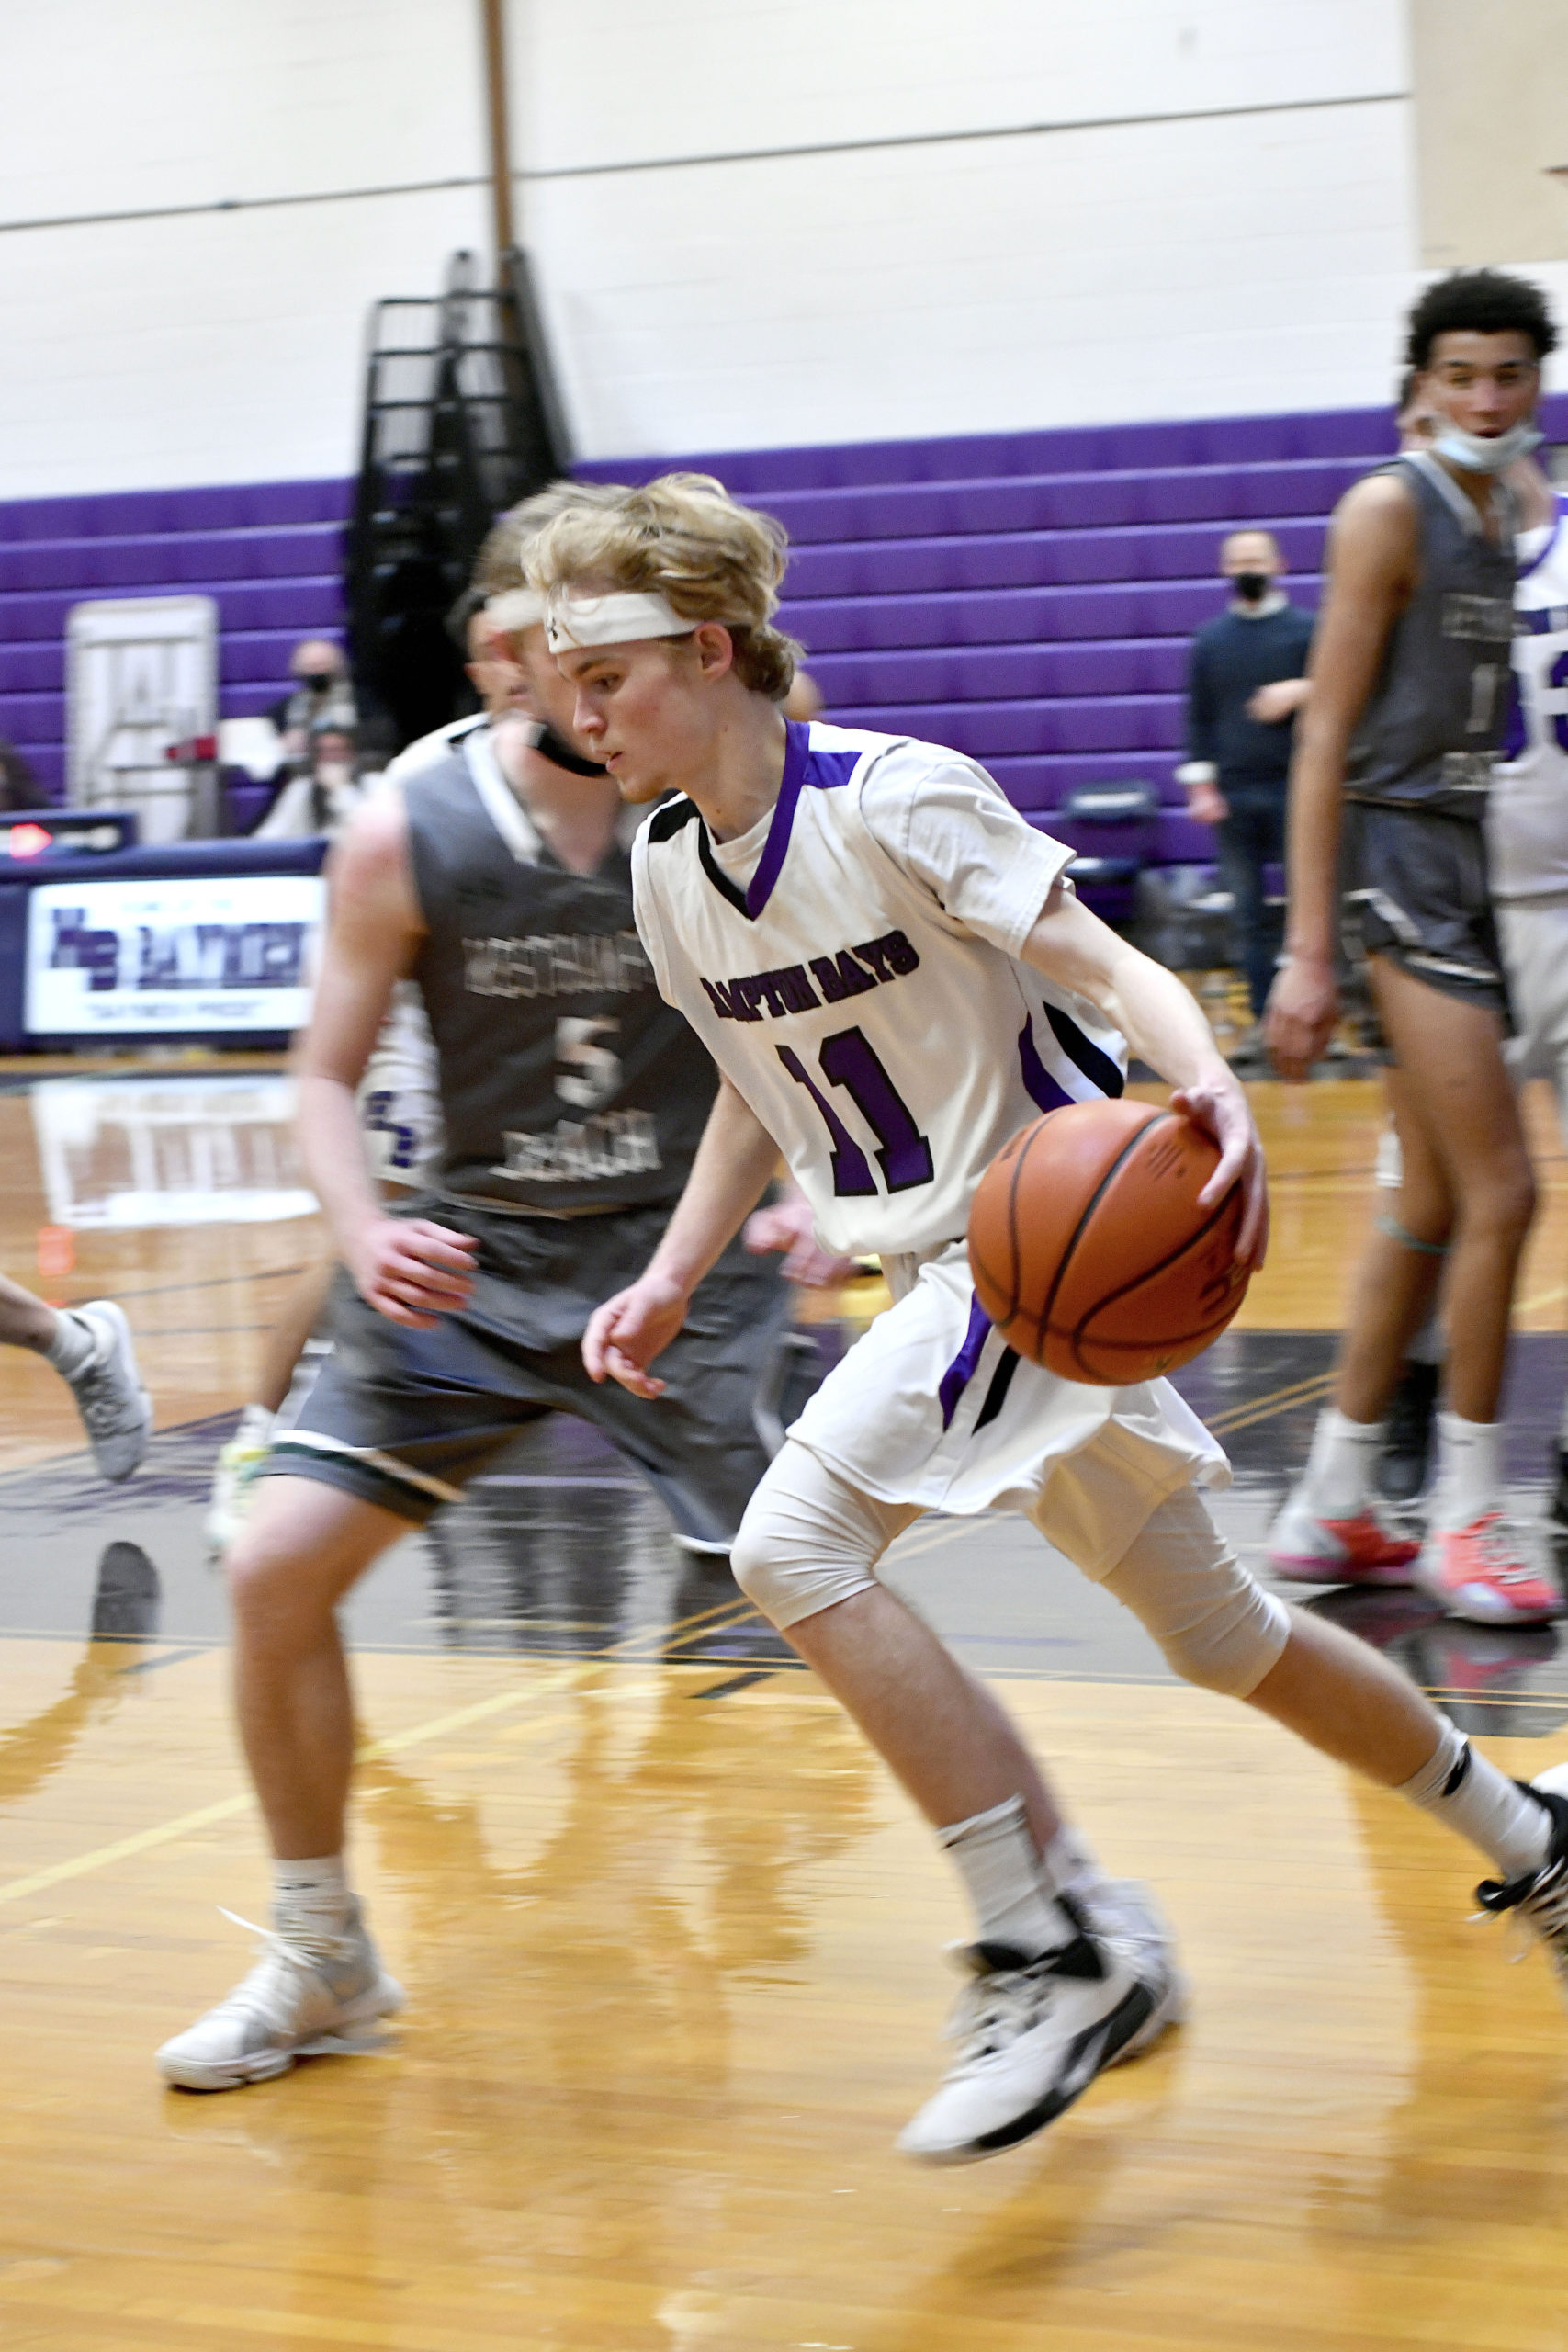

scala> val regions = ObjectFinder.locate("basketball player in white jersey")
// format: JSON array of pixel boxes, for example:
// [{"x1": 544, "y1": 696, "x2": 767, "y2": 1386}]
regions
[{"x1": 527, "y1": 474, "x2": 1568, "y2": 2165}]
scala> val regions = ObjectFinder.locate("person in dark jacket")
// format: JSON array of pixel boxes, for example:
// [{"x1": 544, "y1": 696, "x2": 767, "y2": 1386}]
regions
[{"x1": 1178, "y1": 530, "x2": 1314, "y2": 1026}]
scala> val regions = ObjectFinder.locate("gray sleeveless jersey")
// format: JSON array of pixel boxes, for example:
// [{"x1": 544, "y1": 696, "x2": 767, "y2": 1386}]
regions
[
  {"x1": 1348, "y1": 450, "x2": 1517, "y2": 819},
  {"x1": 402, "y1": 729, "x2": 717, "y2": 1211}
]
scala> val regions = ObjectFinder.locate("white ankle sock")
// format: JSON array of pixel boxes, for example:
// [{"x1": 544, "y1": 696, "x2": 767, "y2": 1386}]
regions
[
  {"x1": 938, "y1": 1796, "x2": 1076, "y2": 1959},
  {"x1": 1430, "y1": 1411, "x2": 1503, "y2": 1533},
  {"x1": 1040, "y1": 1822, "x2": 1113, "y2": 1911},
  {"x1": 273, "y1": 1854, "x2": 351, "y2": 1932},
  {"x1": 1399, "y1": 1723, "x2": 1551, "y2": 1880},
  {"x1": 43, "y1": 1309, "x2": 98, "y2": 1383},
  {"x1": 1301, "y1": 1406, "x2": 1385, "y2": 1519}
]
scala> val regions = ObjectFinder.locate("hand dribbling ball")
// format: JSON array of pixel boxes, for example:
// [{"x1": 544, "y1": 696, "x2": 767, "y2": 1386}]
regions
[{"x1": 967, "y1": 1099, "x2": 1249, "y2": 1385}]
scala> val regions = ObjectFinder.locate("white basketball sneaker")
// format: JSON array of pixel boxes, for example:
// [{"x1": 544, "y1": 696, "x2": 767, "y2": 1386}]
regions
[
  {"x1": 65, "y1": 1301, "x2": 152, "y2": 1482},
  {"x1": 157, "y1": 1898, "x2": 403, "y2": 2091},
  {"x1": 897, "y1": 1900, "x2": 1162, "y2": 2165},
  {"x1": 1473, "y1": 1767, "x2": 1568, "y2": 2007},
  {"x1": 1078, "y1": 1877, "x2": 1189, "y2": 2063}
]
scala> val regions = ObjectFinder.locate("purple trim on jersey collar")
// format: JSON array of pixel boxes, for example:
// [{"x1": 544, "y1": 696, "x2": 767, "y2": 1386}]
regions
[
  {"x1": 938, "y1": 1294, "x2": 994, "y2": 1430},
  {"x1": 1518, "y1": 492, "x2": 1568, "y2": 583},
  {"x1": 1018, "y1": 1019, "x2": 1076, "y2": 1114},
  {"x1": 740, "y1": 722, "x2": 861, "y2": 920}
]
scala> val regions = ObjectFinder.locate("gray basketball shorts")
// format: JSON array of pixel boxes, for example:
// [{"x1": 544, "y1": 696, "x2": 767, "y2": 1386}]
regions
[
  {"x1": 1343, "y1": 801, "x2": 1510, "y2": 1022},
  {"x1": 255, "y1": 1194, "x2": 803, "y2": 1544}
]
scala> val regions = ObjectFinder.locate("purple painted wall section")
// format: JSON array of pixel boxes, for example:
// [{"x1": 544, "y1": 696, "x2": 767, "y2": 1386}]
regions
[
  {"x1": 0, "y1": 479, "x2": 351, "y2": 801},
  {"x1": 6, "y1": 396, "x2": 1564, "y2": 830}
]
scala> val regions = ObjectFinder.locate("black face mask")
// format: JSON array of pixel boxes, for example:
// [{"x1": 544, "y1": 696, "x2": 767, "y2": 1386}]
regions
[
  {"x1": 1230, "y1": 571, "x2": 1269, "y2": 605},
  {"x1": 535, "y1": 722, "x2": 607, "y2": 778},
  {"x1": 301, "y1": 671, "x2": 335, "y2": 693}
]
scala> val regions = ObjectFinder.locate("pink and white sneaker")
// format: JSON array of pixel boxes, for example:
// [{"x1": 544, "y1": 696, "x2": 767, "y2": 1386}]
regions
[
  {"x1": 1266, "y1": 1493, "x2": 1421, "y2": 1588},
  {"x1": 1415, "y1": 1513, "x2": 1565, "y2": 1627}
]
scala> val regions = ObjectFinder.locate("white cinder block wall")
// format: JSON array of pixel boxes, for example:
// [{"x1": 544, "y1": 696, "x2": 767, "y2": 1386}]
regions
[{"x1": 0, "y1": 0, "x2": 1560, "y2": 499}]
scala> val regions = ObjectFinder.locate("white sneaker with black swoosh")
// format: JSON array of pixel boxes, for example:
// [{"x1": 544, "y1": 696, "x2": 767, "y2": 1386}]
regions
[{"x1": 897, "y1": 1905, "x2": 1156, "y2": 2165}]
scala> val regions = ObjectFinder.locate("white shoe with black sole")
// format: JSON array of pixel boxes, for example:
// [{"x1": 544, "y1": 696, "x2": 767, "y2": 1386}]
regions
[
  {"x1": 897, "y1": 1906, "x2": 1161, "y2": 2165},
  {"x1": 1079, "y1": 1876, "x2": 1189, "y2": 2064},
  {"x1": 1474, "y1": 1766, "x2": 1568, "y2": 2006}
]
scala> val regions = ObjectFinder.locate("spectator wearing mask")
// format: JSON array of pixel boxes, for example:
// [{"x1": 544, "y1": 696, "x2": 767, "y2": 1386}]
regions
[
  {"x1": 255, "y1": 722, "x2": 374, "y2": 841},
  {"x1": 267, "y1": 639, "x2": 357, "y2": 764},
  {"x1": 1177, "y1": 530, "x2": 1315, "y2": 1036}
]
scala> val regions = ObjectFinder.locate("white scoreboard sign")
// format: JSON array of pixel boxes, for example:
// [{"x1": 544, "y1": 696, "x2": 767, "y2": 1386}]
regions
[{"x1": 24, "y1": 873, "x2": 325, "y2": 1036}]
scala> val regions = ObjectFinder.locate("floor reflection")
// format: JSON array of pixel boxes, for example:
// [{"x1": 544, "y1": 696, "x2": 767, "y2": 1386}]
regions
[
  {"x1": 3, "y1": 1332, "x2": 1568, "y2": 1726},
  {"x1": 28, "y1": 1071, "x2": 313, "y2": 1227}
]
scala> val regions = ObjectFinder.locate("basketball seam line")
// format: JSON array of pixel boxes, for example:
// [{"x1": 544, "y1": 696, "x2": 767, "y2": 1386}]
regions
[
  {"x1": 1064, "y1": 1170, "x2": 1242, "y2": 1352},
  {"x1": 1026, "y1": 1108, "x2": 1168, "y2": 1350}
]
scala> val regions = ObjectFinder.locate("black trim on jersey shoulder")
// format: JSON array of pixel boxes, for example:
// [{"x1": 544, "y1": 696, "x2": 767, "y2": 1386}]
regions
[
  {"x1": 535, "y1": 723, "x2": 608, "y2": 778},
  {"x1": 695, "y1": 821, "x2": 752, "y2": 918},
  {"x1": 647, "y1": 796, "x2": 702, "y2": 843},
  {"x1": 1044, "y1": 1005, "x2": 1124, "y2": 1099}
]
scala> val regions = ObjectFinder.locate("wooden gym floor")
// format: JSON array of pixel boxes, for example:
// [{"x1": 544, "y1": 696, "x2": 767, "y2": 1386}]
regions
[{"x1": 4, "y1": 1058, "x2": 1568, "y2": 2350}]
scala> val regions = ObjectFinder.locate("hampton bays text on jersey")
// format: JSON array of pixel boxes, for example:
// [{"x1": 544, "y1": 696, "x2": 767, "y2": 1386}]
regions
[{"x1": 698, "y1": 929, "x2": 920, "y2": 1023}]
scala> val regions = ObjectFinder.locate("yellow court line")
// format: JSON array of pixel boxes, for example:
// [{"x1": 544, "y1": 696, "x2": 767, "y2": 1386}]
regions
[
  {"x1": 1517, "y1": 1280, "x2": 1568, "y2": 1316},
  {"x1": 1207, "y1": 1369, "x2": 1336, "y2": 1435},
  {"x1": 0, "y1": 1662, "x2": 605, "y2": 1909}
]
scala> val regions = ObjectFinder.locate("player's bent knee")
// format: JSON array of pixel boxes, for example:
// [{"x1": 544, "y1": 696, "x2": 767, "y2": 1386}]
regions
[
  {"x1": 1102, "y1": 1485, "x2": 1291, "y2": 1698},
  {"x1": 729, "y1": 1441, "x2": 895, "y2": 1631}
]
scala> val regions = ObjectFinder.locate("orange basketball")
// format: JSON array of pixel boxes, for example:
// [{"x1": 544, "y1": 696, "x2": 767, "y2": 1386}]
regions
[{"x1": 967, "y1": 1099, "x2": 1249, "y2": 1385}]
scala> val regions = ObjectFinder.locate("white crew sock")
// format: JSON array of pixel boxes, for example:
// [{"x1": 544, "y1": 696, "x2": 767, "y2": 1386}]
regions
[
  {"x1": 1399, "y1": 1721, "x2": 1552, "y2": 1881},
  {"x1": 938, "y1": 1795, "x2": 1077, "y2": 1960},
  {"x1": 272, "y1": 1853, "x2": 352, "y2": 1942},
  {"x1": 1430, "y1": 1410, "x2": 1503, "y2": 1534},
  {"x1": 1300, "y1": 1406, "x2": 1386, "y2": 1519},
  {"x1": 43, "y1": 1309, "x2": 99, "y2": 1383}
]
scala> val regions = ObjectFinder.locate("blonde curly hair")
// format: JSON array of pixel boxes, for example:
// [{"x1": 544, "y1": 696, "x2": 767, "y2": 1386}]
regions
[
  {"x1": 470, "y1": 479, "x2": 621, "y2": 598},
  {"x1": 525, "y1": 472, "x2": 802, "y2": 700}
]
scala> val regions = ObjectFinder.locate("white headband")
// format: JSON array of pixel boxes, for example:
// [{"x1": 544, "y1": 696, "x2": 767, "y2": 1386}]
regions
[
  {"x1": 482, "y1": 588, "x2": 545, "y2": 633},
  {"x1": 546, "y1": 591, "x2": 695, "y2": 653}
]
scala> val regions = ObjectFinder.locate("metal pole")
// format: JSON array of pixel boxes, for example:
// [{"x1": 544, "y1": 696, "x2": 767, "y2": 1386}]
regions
[{"x1": 480, "y1": 0, "x2": 514, "y2": 260}]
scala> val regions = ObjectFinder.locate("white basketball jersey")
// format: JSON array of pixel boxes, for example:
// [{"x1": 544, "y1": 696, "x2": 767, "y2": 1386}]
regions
[
  {"x1": 1491, "y1": 494, "x2": 1568, "y2": 899},
  {"x1": 632, "y1": 722, "x2": 1128, "y2": 1259}
]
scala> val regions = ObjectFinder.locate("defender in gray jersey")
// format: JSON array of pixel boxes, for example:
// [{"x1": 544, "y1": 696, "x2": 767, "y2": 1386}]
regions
[
  {"x1": 156, "y1": 498, "x2": 837, "y2": 2093},
  {"x1": 1267, "y1": 270, "x2": 1562, "y2": 1626}
]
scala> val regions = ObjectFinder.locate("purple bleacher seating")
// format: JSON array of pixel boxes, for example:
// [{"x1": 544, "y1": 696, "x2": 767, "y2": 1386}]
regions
[
  {"x1": 17, "y1": 395, "x2": 1563, "y2": 837},
  {"x1": 0, "y1": 480, "x2": 350, "y2": 797}
]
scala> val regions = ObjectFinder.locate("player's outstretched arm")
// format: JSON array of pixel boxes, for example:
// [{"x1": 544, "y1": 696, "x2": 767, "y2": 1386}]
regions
[
  {"x1": 583, "y1": 1077, "x2": 782, "y2": 1397},
  {"x1": 295, "y1": 795, "x2": 477, "y2": 1329},
  {"x1": 1265, "y1": 474, "x2": 1416, "y2": 1080},
  {"x1": 1018, "y1": 888, "x2": 1269, "y2": 1266}
]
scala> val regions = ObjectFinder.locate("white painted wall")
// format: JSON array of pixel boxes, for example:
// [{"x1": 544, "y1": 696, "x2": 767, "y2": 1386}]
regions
[{"x1": 0, "y1": 0, "x2": 1554, "y2": 497}]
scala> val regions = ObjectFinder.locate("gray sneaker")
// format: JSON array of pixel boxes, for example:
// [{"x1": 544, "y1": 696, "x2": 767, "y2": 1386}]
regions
[
  {"x1": 157, "y1": 1897, "x2": 403, "y2": 2091},
  {"x1": 65, "y1": 1301, "x2": 152, "y2": 1481}
]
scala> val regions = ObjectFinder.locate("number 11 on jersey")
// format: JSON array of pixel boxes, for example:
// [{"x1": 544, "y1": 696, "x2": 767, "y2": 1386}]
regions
[{"x1": 777, "y1": 1026, "x2": 934, "y2": 1197}]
